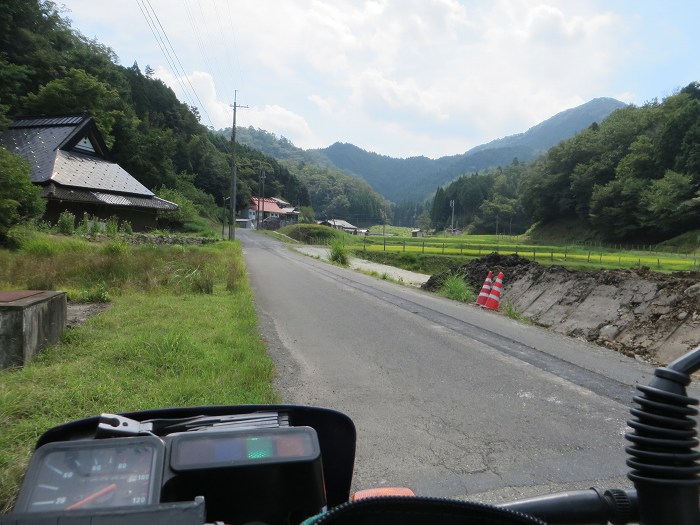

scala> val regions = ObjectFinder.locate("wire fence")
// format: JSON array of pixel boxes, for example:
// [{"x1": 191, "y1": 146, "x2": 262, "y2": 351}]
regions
[{"x1": 308, "y1": 236, "x2": 699, "y2": 272}]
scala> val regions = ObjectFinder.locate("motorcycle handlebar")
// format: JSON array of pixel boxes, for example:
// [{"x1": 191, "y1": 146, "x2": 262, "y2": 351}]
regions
[{"x1": 498, "y1": 487, "x2": 637, "y2": 525}]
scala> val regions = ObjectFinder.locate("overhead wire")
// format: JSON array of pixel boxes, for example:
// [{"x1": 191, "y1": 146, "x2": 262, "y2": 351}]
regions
[
  {"x1": 136, "y1": 0, "x2": 248, "y2": 130},
  {"x1": 136, "y1": 0, "x2": 215, "y2": 128},
  {"x1": 143, "y1": 0, "x2": 215, "y2": 126},
  {"x1": 224, "y1": 0, "x2": 246, "y2": 95},
  {"x1": 182, "y1": 0, "x2": 219, "y2": 96},
  {"x1": 212, "y1": 0, "x2": 239, "y2": 101}
]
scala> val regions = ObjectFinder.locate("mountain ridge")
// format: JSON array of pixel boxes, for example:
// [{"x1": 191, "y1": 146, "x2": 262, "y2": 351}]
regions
[{"x1": 236, "y1": 97, "x2": 627, "y2": 203}]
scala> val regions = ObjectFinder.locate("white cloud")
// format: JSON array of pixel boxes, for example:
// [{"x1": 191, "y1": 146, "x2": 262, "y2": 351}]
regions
[
  {"x1": 59, "y1": 0, "x2": 694, "y2": 158},
  {"x1": 246, "y1": 105, "x2": 318, "y2": 148}
]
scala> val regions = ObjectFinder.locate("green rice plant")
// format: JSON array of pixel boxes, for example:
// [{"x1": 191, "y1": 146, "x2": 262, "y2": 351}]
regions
[
  {"x1": 439, "y1": 274, "x2": 475, "y2": 302},
  {"x1": 329, "y1": 238, "x2": 349, "y2": 266}
]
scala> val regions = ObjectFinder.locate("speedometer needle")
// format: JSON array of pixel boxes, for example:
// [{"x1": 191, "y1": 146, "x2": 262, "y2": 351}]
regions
[{"x1": 66, "y1": 483, "x2": 117, "y2": 509}]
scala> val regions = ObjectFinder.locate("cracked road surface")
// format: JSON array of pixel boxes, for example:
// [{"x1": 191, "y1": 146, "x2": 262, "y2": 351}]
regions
[{"x1": 239, "y1": 230, "x2": 672, "y2": 503}]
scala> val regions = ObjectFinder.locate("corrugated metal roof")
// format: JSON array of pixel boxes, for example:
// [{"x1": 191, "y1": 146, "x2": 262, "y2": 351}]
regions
[
  {"x1": 45, "y1": 186, "x2": 178, "y2": 210},
  {"x1": 53, "y1": 150, "x2": 153, "y2": 196},
  {"x1": 10, "y1": 116, "x2": 85, "y2": 128},
  {"x1": 250, "y1": 197, "x2": 287, "y2": 215}
]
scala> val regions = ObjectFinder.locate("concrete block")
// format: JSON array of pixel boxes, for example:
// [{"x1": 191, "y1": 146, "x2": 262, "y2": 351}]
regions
[{"x1": 0, "y1": 291, "x2": 67, "y2": 369}]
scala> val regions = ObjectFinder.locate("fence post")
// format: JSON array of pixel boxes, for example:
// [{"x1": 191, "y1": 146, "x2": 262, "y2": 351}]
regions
[
  {"x1": 551, "y1": 249, "x2": 554, "y2": 261},
  {"x1": 533, "y1": 248, "x2": 536, "y2": 262},
  {"x1": 442, "y1": 243, "x2": 445, "y2": 254},
  {"x1": 658, "y1": 258, "x2": 661, "y2": 269},
  {"x1": 384, "y1": 235, "x2": 386, "y2": 251},
  {"x1": 403, "y1": 240, "x2": 406, "y2": 252},
  {"x1": 564, "y1": 246, "x2": 567, "y2": 260},
  {"x1": 516, "y1": 246, "x2": 518, "y2": 255},
  {"x1": 588, "y1": 251, "x2": 591, "y2": 263},
  {"x1": 364, "y1": 237, "x2": 366, "y2": 251},
  {"x1": 422, "y1": 241, "x2": 425, "y2": 254}
]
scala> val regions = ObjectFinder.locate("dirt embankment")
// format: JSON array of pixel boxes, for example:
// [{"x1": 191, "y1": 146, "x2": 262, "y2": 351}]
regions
[{"x1": 423, "y1": 253, "x2": 700, "y2": 365}]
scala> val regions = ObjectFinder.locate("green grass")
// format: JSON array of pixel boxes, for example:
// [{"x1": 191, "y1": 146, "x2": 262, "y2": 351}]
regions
[
  {"x1": 438, "y1": 275, "x2": 475, "y2": 303},
  {"x1": 278, "y1": 224, "x2": 350, "y2": 244},
  {"x1": 503, "y1": 301, "x2": 529, "y2": 322},
  {"x1": 0, "y1": 236, "x2": 276, "y2": 512},
  {"x1": 329, "y1": 238, "x2": 349, "y2": 266}
]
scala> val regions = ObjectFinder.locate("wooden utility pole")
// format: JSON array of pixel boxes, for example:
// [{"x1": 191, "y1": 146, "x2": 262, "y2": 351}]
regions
[{"x1": 229, "y1": 91, "x2": 248, "y2": 240}]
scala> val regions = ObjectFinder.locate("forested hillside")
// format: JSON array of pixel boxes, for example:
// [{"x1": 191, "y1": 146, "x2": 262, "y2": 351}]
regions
[
  {"x1": 236, "y1": 99, "x2": 625, "y2": 209},
  {"x1": 231, "y1": 127, "x2": 391, "y2": 226},
  {"x1": 520, "y1": 86, "x2": 700, "y2": 241},
  {"x1": 0, "y1": 0, "x2": 309, "y2": 224},
  {"x1": 314, "y1": 98, "x2": 626, "y2": 203},
  {"x1": 430, "y1": 85, "x2": 700, "y2": 242}
]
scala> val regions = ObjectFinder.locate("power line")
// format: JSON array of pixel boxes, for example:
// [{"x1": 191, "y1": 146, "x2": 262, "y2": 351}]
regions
[
  {"x1": 143, "y1": 0, "x2": 214, "y2": 126},
  {"x1": 136, "y1": 0, "x2": 215, "y2": 127}
]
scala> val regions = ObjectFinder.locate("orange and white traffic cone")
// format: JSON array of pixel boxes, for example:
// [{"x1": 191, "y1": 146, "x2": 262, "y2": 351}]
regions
[
  {"x1": 476, "y1": 271, "x2": 493, "y2": 306},
  {"x1": 483, "y1": 272, "x2": 504, "y2": 310}
]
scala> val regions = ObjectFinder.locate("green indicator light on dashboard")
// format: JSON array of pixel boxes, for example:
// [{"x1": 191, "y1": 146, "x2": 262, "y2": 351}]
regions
[{"x1": 246, "y1": 437, "x2": 274, "y2": 459}]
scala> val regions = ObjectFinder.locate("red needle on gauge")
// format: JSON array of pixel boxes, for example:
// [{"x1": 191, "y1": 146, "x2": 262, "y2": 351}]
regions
[{"x1": 66, "y1": 483, "x2": 117, "y2": 510}]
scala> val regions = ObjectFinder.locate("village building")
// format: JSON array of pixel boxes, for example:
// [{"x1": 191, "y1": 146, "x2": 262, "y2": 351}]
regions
[
  {"x1": 245, "y1": 196, "x2": 299, "y2": 229},
  {"x1": 0, "y1": 115, "x2": 177, "y2": 231},
  {"x1": 318, "y1": 219, "x2": 358, "y2": 234}
]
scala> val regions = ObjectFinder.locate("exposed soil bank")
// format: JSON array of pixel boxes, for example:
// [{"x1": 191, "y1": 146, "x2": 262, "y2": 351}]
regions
[{"x1": 423, "y1": 253, "x2": 700, "y2": 365}]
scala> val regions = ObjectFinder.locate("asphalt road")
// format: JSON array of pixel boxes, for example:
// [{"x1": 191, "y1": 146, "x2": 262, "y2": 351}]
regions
[{"x1": 238, "y1": 230, "x2": 663, "y2": 503}]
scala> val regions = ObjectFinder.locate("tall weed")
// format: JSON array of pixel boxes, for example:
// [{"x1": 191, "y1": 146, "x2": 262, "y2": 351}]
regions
[
  {"x1": 329, "y1": 238, "x2": 349, "y2": 266},
  {"x1": 439, "y1": 275, "x2": 475, "y2": 302}
]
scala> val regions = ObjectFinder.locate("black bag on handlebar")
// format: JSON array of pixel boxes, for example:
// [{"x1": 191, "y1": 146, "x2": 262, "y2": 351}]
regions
[{"x1": 302, "y1": 496, "x2": 546, "y2": 525}]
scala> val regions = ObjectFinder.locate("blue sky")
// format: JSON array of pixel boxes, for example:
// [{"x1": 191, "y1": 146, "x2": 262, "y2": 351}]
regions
[{"x1": 57, "y1": 0, "x2": 700, "y2": 159}]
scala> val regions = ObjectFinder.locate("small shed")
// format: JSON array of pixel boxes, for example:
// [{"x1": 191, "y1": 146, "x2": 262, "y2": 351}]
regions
[{"x1": 411, "y1": 229, "x2": 425, "y2": 238}]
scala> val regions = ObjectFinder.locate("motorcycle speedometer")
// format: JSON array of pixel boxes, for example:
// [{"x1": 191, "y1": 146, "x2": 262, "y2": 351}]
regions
[{"x1": 14, "y1": 436, "x2": 164, "y2": 513}]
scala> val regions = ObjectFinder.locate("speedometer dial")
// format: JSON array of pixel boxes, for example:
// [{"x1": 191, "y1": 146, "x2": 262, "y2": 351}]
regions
[{"x1": 14, "y1": 436, "x2": 164, "y2": 513}]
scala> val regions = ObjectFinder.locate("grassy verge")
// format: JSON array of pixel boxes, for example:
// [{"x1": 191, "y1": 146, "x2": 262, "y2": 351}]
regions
[{"x1": 0, "y1": 235, "x2": 276, "y2": 512}]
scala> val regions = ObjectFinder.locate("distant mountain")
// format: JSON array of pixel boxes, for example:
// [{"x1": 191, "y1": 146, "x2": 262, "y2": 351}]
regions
[{"x1": 236, "y1": 97, "x2": 627, "y2": 203}]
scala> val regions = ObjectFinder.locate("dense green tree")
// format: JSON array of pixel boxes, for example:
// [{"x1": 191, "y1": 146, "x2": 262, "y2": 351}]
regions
[
  {"x1": 21, "y1": 68, "x2": 123, "y2": 145},
  {"x1": 0, "y1": 147, "x2": 45, "y2": 241},
  {"x1": 641, "y1": 170, "x2": 698, "y2": 235}
]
